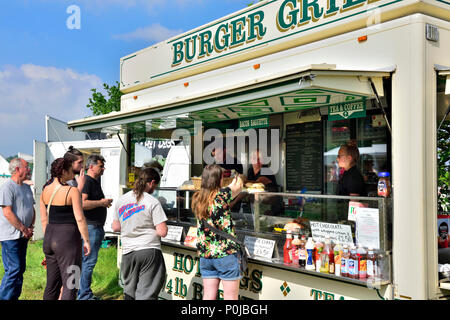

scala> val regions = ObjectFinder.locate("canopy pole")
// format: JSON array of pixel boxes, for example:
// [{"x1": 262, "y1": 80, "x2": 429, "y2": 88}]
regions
[
  {"x1": 116, "y1": 133, "x2": 129, "y2": 157},
  {"x1": 369, "y1": 77, "x2": 392, "y2": 135}
]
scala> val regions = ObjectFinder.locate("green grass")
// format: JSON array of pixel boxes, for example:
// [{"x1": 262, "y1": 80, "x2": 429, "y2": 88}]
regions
[{"x1": 0, "y1": 240, "x2": 123, "y2": 300}]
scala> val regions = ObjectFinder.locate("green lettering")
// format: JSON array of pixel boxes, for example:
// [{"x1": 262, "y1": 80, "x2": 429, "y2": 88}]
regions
[
  {"x1": 310, "y1": 289, "x2": 323, "y2": 300},
  {"x1": 230, "y1": 16, "x2": 246, "y2": 48},
  {"x1": 324, "y1": 292, "x2": 335, "y2": 300},
  {"x1": 192, "y1": 282, "x2": 203, "y2": 300},
  {"x1": 183, "y1": 254, "x2": 194, "y2": 274},
  {"x1": 198, "y1": 30, "x2": 213, "y2": 58},
  {"x1": 250, "y1": 269, "x2": 263, "y2": 293},
  {"x1": 173, "y1": 253, "x2": 184, "y2": 272},
  {"x1": 184, "y1": 35, "x2": 198, "y2": 62},
  {"x1": 247, "y1": 11, "x2": 266, "y2": 42},
  {"x1": 277, "y1": 0, "x2": 299, "y2": 31},
  {"x1": 299, "y1": 0, "x2": 324, "y2": 24},
  {"x1": 325, "y1": 0, "x2": 340, "y2": 16},
  {"x1": 214, "y1": 23, "x2": 230, "y2": 52},
  {"x1": 172, "y1": 41, "x2": 184, "y2": 66}
]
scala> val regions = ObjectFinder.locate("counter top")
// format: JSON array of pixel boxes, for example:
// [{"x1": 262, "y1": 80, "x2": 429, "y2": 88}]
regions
[{"x1": 161, "y1": 239, "x2": 389, "y2": 288}]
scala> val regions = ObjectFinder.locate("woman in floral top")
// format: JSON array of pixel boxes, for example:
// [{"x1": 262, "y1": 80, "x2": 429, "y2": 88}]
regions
[{"x1": 192, "y1": 164, "x2": 243, "y2": 300}]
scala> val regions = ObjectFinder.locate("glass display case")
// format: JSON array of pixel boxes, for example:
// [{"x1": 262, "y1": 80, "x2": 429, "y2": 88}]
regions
[{"x1": 156, "y1": 187, "x2": 392, "y2": 286}]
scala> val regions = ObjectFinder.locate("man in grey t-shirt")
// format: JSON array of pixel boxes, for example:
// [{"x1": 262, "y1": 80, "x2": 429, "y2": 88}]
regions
[{"x1": 0, "y1": 158, "x2": 35, "y2": 300}]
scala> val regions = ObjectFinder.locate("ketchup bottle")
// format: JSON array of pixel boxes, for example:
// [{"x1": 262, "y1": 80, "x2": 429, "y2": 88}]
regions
[{"x1": 283, "y1": 231, "x2": 293, "y2": 265}]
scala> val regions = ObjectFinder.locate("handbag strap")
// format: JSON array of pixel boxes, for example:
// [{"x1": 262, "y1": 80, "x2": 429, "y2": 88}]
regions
[
  {"x1": 201, "y1": 219, "x2": 244, "y2": 246},
  {"x1": 47, "y1": 183, "x2": 63, "y2": 216}
]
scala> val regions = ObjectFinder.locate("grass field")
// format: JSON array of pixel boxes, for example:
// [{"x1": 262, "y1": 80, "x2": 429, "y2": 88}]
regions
[{"x1": 0, "y1": 240, "x2": 123, "y2": 300}]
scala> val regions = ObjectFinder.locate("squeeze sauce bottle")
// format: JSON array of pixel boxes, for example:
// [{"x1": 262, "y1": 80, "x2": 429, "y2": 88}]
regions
[
  {"x1": 367, "y1": 247, "x2": 377, "y2": 279},
  {"x1": 299, "y1": 235, "x2": 307, "y2": 268},
  {"x1": 341, "y1": 245, "x2": 349, "y2": 277},
  {"x1": 333, "y1": 242, "x2": 342, "y2": 276},
  {"x1": 283, "y1": 231, "x2": 293, "y2": 265},
  {"x1": 305, "y1": 237, "x2": 315, "y2": 270},
  {"x1": 357, "y1": 245, "x2": 367, "y2": 279},
  {"x1": 291, "y1": 234, "x2": 301, "y2": 266}
]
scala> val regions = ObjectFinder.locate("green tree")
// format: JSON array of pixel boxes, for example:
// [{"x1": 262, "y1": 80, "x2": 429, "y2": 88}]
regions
[
  {"x1": 438, "y1": 120, "x2": 450, "y2": 213},
  {"x1": 86, "y1": 81, "x2": 123, "y2": 116}
]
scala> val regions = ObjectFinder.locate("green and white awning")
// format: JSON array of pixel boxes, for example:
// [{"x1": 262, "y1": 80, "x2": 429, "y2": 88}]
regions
[{"x1": 68, "y1": 68, "x2": 391, "y2": 134}]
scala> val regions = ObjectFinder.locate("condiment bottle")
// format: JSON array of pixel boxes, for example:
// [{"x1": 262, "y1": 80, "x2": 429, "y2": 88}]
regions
[
  {"x1": 333, "y1": 243, "x2": 342, "y2": 276},
  {"x1": 305, "y1": 237, "x2": 315, "y2": 270},
  {"x1": 357, "y1": 245, "x2": 367, "y2": 279},
  {"x1": 367, "y1": 247, "x2": 377, "y2": 279},
  {"x1": 328, "y1": 240, "x2": 335, "y2": 274},
  {"x1": 314, "y1": 239, "x2": 324, "y2": 272},
  {"x1": 283, "y1": 231, "x2": 293, "y2": 265},
  {"x1": 298, "y1": 235, "x2": 307, "y2": 268},
  {"x1": 291, "y1": 234, "x2": 301, "y2": 266},
  {"x1": 341, "y1": 245, "x2": 349, "y2": 277},
  {"x1": 320, "y1": 236, "x2": 332, "y2": 274},
  {"x1": 348, "y1": 246, "x2": 359, "y2": 279},
  {"x1": 377, "y1": 172, "x2": 391, "y2": 197}
]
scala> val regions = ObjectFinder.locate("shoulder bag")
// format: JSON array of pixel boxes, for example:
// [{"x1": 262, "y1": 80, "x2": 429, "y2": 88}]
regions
[{"x1": 201, "y1": 219, "x2": 250, "y2": 274}]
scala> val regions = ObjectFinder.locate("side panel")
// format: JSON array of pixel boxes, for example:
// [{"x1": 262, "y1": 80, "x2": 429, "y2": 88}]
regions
[
  {"x1": 101, "y1": 147, "x2": 122, "y2": 234},
  {"x1": 33, "y1": 140, "x2": 48, "y2": 240},
  {"x1": 159, "y1": 245, "x2": 392, "y2": 300},
  {"x1": 425, "y1": 17, "x2": 450, "y2": 299}
]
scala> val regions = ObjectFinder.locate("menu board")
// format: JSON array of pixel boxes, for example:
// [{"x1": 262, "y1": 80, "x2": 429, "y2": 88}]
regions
[{"x1": 286, "y1": 122, "x2": 323, "y2": 191}]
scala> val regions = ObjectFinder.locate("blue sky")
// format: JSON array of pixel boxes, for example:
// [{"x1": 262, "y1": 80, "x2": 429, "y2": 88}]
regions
[{"x1": 0, "y1": 0, "x2": 252, "y2": 158}]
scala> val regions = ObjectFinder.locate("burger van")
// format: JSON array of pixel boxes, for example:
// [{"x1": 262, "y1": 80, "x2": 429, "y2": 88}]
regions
[{"x1": 68, "y1": 0, "x2": 450, "y2": 300}]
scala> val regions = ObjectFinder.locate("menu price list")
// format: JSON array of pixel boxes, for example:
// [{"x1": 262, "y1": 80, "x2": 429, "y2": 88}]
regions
[{"x1": 286, "y1": 122, "x2": 323, "y2": 192}]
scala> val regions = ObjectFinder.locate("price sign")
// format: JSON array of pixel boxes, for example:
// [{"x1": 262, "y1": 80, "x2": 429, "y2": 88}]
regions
[
  {"x1": 310, "y1": 221, "x2": 353, "y2": 245},
  {"x1": 244, "y1": 236, "x2": 275, "y2": 260},
  {"x1": 162, "y1": 225, "x2": 184, "y2": 242}
]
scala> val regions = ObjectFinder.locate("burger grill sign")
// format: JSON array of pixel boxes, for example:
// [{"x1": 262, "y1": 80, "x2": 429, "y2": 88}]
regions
[{"x1": 120, "y1": 0, "x2": 399, "y2": 89}]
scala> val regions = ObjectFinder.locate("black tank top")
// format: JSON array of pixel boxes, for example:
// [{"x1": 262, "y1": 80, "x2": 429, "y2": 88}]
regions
[{"x1": 46, "y1": 187, "x2": 77, "y2": 225}]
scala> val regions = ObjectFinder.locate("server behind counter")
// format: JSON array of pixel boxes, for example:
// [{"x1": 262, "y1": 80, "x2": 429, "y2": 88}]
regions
[{"x1": 336, "y1": 143, "x2": 367, "y2": 197}]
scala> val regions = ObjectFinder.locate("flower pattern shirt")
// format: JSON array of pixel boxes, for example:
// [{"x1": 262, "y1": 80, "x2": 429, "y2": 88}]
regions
[{"x1": 196, "y1": 187, "x2": 239, "y2": 259}]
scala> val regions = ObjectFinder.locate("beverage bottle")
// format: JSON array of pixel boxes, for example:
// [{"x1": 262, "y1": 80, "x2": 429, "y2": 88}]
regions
[
  {"x1": 357, "y1": 245, "x2": 367, "y2": 279},
  {"x1": 328, "y1": 240, "x2": 335, "y2": 274},
  {"x1": 320, "y1": 236, "x2": 331, "y2": 273},
  {"x1": 305, "y1": 237, "x2": 315, "y2": 270},
  {"x1": 333, "y1": 243, "x2": 342, "y2": 276},
  {"x1": 314, "y1": 240, "x2": 324, "y2": 272},
  {"x1": 377, "y1": 172, "x2": 391, "y2": 197},
  {"x1": 341, "y1": 245, "x2": 350, "y2": 277},
  {"x1": 283, "y1": 230, "x2": 293, "y2": 265},
  {"x1": 298, "y1": 235, "x2": 307, "y2": 268},
  {"x1": 367, "y1": 247, "x2": 377, "y2": 279},
  {"x1": 348, "y1": 246, "x2": 359, "y2": 279},
  {"x1": 291, "y1": 234, "x2": 301, "y2": 266},
  {"x1": 376, "y1": 250, "x2": 386, "y2": 281}
]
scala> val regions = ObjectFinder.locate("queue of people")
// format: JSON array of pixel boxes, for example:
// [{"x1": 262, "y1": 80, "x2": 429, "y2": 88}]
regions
[{"x1": 0, "y1": 141, "x2": 373, "y2": 300}]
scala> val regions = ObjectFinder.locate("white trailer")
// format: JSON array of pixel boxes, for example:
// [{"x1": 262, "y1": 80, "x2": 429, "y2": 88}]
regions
[
  {"x1": 33, "y1": 116, "x2": 127, "y2": 240},
  {"x1": 69, "y1": 0, "x2": 450, "y2": 300}
]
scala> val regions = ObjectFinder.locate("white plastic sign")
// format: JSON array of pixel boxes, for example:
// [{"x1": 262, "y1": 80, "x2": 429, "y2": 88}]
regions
[
  {"x1": 356, "y1": 208, "x2": 380, "y2": 249},
  {"x1": 244, "y1": 236, "x2": 276, "y2": 260},
  {"x1": 162, "y1": 225, "x2": 184, "y2": 242},
  {"x1": 310, "y1": 221, "x2": 353, "y2": 245}
]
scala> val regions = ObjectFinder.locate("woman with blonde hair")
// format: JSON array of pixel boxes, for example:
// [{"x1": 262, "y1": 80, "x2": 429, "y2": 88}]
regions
[{"x1": 192, "y1": 164, "x2": 243, "y2": 300}]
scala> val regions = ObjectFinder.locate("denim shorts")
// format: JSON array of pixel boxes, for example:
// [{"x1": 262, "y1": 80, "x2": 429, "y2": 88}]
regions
[{"x1": 199, "y1": 253, "x2": 242, "y2": 280}]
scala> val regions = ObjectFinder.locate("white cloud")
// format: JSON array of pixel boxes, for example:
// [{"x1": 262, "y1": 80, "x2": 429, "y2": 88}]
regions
[
  {"x1": 0, "y1": 64, "x2": 102, "y2": 157},
  {"x1": 113, "y1": 23, "x2": 184, "y2": 43}
]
